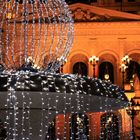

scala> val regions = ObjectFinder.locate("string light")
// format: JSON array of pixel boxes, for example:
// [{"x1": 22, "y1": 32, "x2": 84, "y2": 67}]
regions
[
  {"x1": 0, "y1": 0, "x2": 74, "y2": 71},
  {"x1": 0, "y1": 1, "x2": 73, "y2": 137},
  {"x1": 0, "y1": 71, "x2": 130, "y2": 139},
  {"x1": 0, "y1": 0, "x2": 132, "y2": 140}
]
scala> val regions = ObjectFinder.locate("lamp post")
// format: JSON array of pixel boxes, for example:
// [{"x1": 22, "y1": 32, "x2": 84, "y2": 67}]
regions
[
  {"x1": 121, "y1": 55, "x2": 130, "y2": 65},
  {"x1": 89, "y1": 56, "x2": 99, "y2": 78},
  {"x1": 121, "y1": 55, "x2": 130, "y2": 90},
  {"x1": 60, "y1": 60, "x2": 67, "y2": 73},
  {"x1": 120, "y1": 63, "x2": 127, "y2": 90},
  {"x1": 126, "y1": 98, "x2": 140, "y2": 140}
]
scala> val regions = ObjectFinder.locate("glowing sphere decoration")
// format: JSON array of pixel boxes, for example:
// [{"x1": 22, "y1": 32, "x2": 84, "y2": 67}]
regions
[
  {"x1": 0, "y1": 0, "x2": 74, "y2": 71},
  {"x1": 0, "y1": 1, "x2": 131, "y2": 140}
]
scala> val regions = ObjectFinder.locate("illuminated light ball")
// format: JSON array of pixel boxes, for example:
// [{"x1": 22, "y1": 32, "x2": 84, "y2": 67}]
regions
[{"x1": 0, "y1": 0, "x2": 74, "y2": 72}]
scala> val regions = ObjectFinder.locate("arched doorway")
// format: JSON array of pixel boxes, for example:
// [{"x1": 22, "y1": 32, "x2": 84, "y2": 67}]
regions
[
  {"x1": 70, "y1": 113, "x2": 89, "y2": 140},
  {"x1": 126, "y1": 60, "x2": 140, "y2": 91},
  {"x1": 100, "y1": 112, "x2": 120, "y2": 140},
  {"x1": 99, "y1": 62, "x2": 114, "y2": 83},
  {"x1": 73, "y1": 62, "x2": 88, "y2": 76},
  {"x1": 127, "y1": 60, "x2": 140, "y2": 81}
]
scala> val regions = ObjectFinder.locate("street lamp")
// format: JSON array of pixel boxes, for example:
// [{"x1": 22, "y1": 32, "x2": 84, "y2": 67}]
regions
[
  {"x1": 121, "y1": 55, "x2": 130, "y2": 90},
  {"x1": 120, "y1": 63, "x2": 128, "y2": 90},
  {"x1": 121, "y1": 55, "x2": 130, "y2": 65},
  {"x1": 89, "y1": 56, "x2": 99, "y2": 78},
  {"x1": 126, "y1": 98, "x2": 140, "y2": 140}
]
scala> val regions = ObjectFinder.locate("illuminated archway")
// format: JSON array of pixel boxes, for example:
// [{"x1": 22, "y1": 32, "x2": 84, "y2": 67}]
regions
[
  {"x1": 127, "y1": 60, "x2": 140, "y2": 81},
  {"x1": 73, "y1": 62, "x2": 88, "y2": 76},
  {"x1": 100, "y1": 112, "x2": 119, "y2": 140},
  {"x1": 70, "y1": 113, "x2": 89, "y2": 140},
  {"x1": 99, "y1": 62, "x2": 114, "y2": 83}
]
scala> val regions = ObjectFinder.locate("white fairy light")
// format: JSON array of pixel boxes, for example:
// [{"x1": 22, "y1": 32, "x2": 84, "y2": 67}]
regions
[
  {"x1": 0, "y1": 0, "x2": 74, "y2": 71},
  {"x1": 5, "y1": 92, "x2": 11, "y2": 139},
  {"x1": 39, "y1": 92, "x2": 44, "y2": 139},
  {"x1": 1, "y1": 71, "x2": 130, "y2": 139},
  {"x1": 27, "y1": 92, "x2": 32, "y2": 139},
  {"x1": 1, "y1": 1, "x2": 74, "y2": 136},
  {"x1": 21, "y1": 92, "x2": 26, "y2": 140},
  {"x1": 0, "y1": 1, "x2": 130, "y2": 139}
]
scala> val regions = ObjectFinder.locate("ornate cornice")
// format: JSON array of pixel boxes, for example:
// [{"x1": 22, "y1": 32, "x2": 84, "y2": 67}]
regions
[
  {"x1": 69, "y1": 3, "x2": 140, "y2": 22},
  {"x1": 72, "y1": 8, "x2": 138, "y2": 22}
]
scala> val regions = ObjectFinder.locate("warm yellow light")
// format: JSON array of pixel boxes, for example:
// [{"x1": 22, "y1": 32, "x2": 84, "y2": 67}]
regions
[
  {"x1": 6, "y1": 13, "x2": 12, "y2": 19},
  {"x1": 125, "y1": 92, "x2": 136, "y2": 101},
  {"x1": 104, "y1": 74, "x2": 109, "y2": 80},
  {"x1": 89, "y1": 56, "x2": 99, "y2": 64}
]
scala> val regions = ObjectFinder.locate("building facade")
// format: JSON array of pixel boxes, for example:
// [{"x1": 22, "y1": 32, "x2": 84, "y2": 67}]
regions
[
  {"x1": 66, "y1": 0, "x2": 140, "y2": 14},
  {"x1": 63, "y1": 3, "x2": 140, "y2": 89},
  {"x1": 61, "y1": 3, "x2": 140, "y2": 138},
  {"x1": 0, "y1": 1, "x2": 140, "y2": 139}
]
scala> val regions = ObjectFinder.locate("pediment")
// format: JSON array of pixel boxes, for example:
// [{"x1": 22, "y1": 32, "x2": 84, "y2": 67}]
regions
[{"x1": 69, "y1": 3, "x2": 140, "y2": 22}]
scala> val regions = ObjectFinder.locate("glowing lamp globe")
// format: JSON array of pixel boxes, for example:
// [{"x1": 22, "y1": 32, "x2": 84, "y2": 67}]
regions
[{"x1": 0, "y1": 0, "x2": 74, "y2": 72}]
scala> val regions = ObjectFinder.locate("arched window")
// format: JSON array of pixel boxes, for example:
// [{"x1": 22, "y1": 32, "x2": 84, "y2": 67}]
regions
[
  {"x1": 127, "y1": 60, "x2": 140, "y2": 81},
  {"x1": 99, "y1": 62, "x2": 114, "y2": 83},
  {"x1": 70, "y1": 113, "x2": 89, "y2": 140},
  {"x1": 100, "y1": 112, "x2": 119, "y2": 140},
  {"x1": 126, "y1": 60, "x2": 140, "y2": 91},
  {"x1": 73, "y1": 62, "x2": 88, "y2": 76}
]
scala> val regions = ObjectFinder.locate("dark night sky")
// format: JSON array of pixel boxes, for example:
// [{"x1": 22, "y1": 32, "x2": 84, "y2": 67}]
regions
[{"x1": 65, "y1": 0, "x2": 97, "y2": 4}]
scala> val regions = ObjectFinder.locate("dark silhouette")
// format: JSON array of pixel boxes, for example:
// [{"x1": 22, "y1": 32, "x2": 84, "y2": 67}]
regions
[
  {"x1": 45, "y1": 121, "x2": 55, "y2": 140},
  {"x1": 0, "y1": 64, "x2": 4, "y2": 73},
  {"x1": 18, "y1": 61, "x2": 38, "y2": 72},
  {"x1": 0, "y1": 120, "x2": 7, "y2": 140}
]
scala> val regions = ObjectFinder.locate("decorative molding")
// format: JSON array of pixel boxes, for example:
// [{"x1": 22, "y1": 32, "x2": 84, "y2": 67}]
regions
[
  {"x1": 70, "y1": 3, "x2": 140, "y2": 22},
  {"x1": 73, "y1": 22, "x2": 140, "y2": 36},
  {"x1": 72, "y1": 7, "x2": 136, "y2": 22}
]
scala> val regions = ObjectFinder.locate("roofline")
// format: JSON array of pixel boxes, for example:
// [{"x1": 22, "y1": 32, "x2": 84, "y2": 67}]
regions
[{"x1": 69, "y1": 3, "x2": 140, "y2": 20}]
